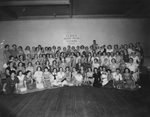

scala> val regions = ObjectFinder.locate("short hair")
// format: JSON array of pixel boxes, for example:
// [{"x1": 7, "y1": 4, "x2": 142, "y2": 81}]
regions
[
  {"x1": 17, "y1": 70, "x2": 23, "y2": 76},
  {"x1": 4, "y1": 45, "x2": 9, "y2": 49},
  {"x1": 10, "y1": 70, "x2": 16, "y2": 75},
  {"x1": 25, "y1": 70, "x2": 31, "y2": 76},
  {"x1": 36, "y1": 66, "x2": 42, "y2": 71},
  {"x1": 124, "y1": 68, "x2": 130, "y2": 73}
]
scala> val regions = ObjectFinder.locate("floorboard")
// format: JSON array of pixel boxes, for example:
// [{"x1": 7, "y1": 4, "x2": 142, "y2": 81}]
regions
[{"x1": 0, "y1": 86, "x2": 150, "y2": 117}]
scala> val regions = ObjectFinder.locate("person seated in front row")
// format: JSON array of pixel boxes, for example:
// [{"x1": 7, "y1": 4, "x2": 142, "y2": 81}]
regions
[
  {"x1": 101, "y1": 66, "x2": 108, "y2": 86},
  {"x1": 17, "y1": 70, "x2": 27, "y2": 92},
  {"x1": 93, "y1": 68, "x2": 102, "y2": 87},
  {"x1": 123, "y1": 68, "x2": 135, "y2": 89},
  {"x1": 74, "y1": 71, "x2": 83, "y2": 86},
  {"x1": 3, "y1": 70, "x2": 19, "y2": 94},
  {"x1": 85, "y1": 67, "x2": 94, "y2": 86},
  {"x1": 112, "y1": 68, "x2": 123, "y2": 89},
  {"x1": 33, "y1": 66, "x2": 44, "y2": 89},
  {"x1": 24, "y1": 70, "x2": 36, "y2": 90},
  {"x1": 43, "y1": 67, "x2": 53, "y2": 88}
]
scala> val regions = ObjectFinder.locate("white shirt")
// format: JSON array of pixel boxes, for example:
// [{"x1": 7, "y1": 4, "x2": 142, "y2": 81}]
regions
[
  {"x1": 113, "y1": 72, "x2": 122, "y2": 81},
  {"x1": 57, "y1": 72, "x2": 65, "y2": 81},
  {"x1": 18, "y1": 75, "x2": 25, "y2": 85},
  {"x1": 126, "y1": 63, "x2": 138, "y2": 72},
  {"x1": 75, "y1": 74, "x2": 83, "y2": 81}
]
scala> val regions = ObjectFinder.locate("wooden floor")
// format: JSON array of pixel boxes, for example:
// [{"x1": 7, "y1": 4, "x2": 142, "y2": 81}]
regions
[{"x1": 0, "y1": 86, "x2": 150, "y2": 117}]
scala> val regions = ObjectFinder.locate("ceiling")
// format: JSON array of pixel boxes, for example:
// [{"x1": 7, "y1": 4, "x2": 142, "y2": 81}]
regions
[{"x1": 0, "y1": 0, "x2": 149, "y2": 20}]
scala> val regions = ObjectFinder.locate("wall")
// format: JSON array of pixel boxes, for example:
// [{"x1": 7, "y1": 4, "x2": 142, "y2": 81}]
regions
[{"x1": 0, "y1": 18, "x2": 149, "y2": 59}]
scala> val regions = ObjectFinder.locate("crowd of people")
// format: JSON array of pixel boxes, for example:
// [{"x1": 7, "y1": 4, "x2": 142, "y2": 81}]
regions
[{"x1": 1, "y1": 40, "x2": 144, "y2": 94}]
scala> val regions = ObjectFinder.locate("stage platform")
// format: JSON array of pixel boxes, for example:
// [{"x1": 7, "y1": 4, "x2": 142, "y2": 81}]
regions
[{"x1": 0, "y1": 86, "x2": 150, "y2": 117}]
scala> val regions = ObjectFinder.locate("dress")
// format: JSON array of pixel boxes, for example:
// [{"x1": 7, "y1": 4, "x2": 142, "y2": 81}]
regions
[
  {"x1": 113, "y1": 72, "x2": 123, "y2": 88},
  {"x1": 93, "y1": 72, "x2": 102, "y2": 87},
  {"x1": 5, "y1": 76, "x2": 19, "y2": 94},
  {"x1": 34, "y1": 71, "x2": 44, "y2": 89},
  {"x1": 17, "y1": 75, "x2": 27, "y2": 92},
  {"x1": 75, "y1": 74, "x2": 83, "y2": 86},
  {"x1": 101, "y1": 71, "x2": 108, "y2": 86},
  {"x1": 123, "y1": 73, "x2": 135, "y2": 89},
  {"x1": 43, "y1": 72, "x2": 52, "y2": 88},
  {"x1": 86, "y1": 72, "x2": 94, "y2": 84},
  {"x1": 24, "y1": 76, "x2": 36, "y2": 90}
]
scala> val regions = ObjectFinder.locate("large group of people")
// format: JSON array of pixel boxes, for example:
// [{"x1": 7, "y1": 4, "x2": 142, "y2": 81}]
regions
[{"x1": 1, "y1": 40, "x2": 144, "y2": 94}]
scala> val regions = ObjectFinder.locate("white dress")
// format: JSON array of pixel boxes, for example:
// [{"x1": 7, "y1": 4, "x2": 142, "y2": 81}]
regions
[
  {"x1": 34, "y1": 71, "x2": 44, "y2": 89},
  {"x1": 17, "y1": 75, "x2": 27, "y2": 92}
]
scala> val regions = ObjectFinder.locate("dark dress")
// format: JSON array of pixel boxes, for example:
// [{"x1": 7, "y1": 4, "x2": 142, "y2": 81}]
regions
[
  {"x1": 24, "y1": 76, "x2": 36, "y2": 90},
  {"x1": 93, "y1": 72, "x2": 102, "y2": 87},
  {"x1": 5, "y1": 76, "x2": 19, "y2": 94}
]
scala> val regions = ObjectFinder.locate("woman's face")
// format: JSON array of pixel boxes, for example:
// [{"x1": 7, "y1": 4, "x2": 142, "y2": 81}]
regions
[
  {"x1": 102, "y1": 67, "x2": 106, "y2": 71},
  {"x1": 94, "y1": 69, "x2": 97, "y2": 73},
  {"x1": 37, "y1": 67, "x2": 41, "y2": 71},
  {"x1": 72, "y1": 68, "x2": 76, "y2": 72},
  {"x1": 19, "y1": 63, "x2": 22, "y2": 67},
  {"x1": 11, "y1": 73, "x2": 15, "y2": 78},
  {"x1": 125, "y1": 69, "x2": 129, "y2": 73},
  {"x1": 129, "y1": 59, "x2": 133, "y2": 63},
  {"x1": 19, "y1": 71, "x2": 22, "y2": 76},
  {"x1": 45, "y1": 68, "x2": 48, "y2": 72},
  {"x1": 111, "y1": 59, "x2": 115, "y2": 63},
  {"x1": 60, "y1": 68, "x2": 63, "y2": 72},
  {"x1": 28, "y1": 63, "x2": 31, "y2": 67},
  {"x1": 10, "y1": 62, "x2": 13, "y2": 67},
  {"x1": 116, "y1": 70, "x2": 120, "y2": 74},
  {"x1": 53, "y1": 69, "x2": 56, "y2": 73},
  {"x1": 88, "y1": 68, "x2": 91, "y2": 72},
  {"x1": 27, "y1": 72, "x2": 31, "y2": 76}
]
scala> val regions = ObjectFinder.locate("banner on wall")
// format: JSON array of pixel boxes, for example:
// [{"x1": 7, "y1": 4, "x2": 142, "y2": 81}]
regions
[{"x1": 63, "y1": 35, "x2": 80, "y2": 47}]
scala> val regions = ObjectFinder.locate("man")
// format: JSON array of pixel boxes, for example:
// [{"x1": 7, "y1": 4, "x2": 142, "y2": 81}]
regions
[{"x1": 91, "y1": 40, "x2": 98, "y2": 51}]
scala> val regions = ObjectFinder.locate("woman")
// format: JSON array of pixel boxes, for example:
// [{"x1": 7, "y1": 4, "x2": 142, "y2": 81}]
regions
[
  {"x1": 17, "y1": 70, "x2": 26, "y2": 92},
  {"x1": 123, "y1": 68, "x2": 135, "y2": 89},
  {"x1": 34, "y1": 61, "x2": 41, "y2": 72},
  {"x1": 3, "y1": 45, "x2": 11, "y2": 63},
  {"x1": 112, "y1": 68, "x2": 123, "y2": 89},
  {"x1": 51, "y1": 68, "x2": 58, "y2": 86},
  {"x1": 44, "y1": 60, "x2": 51, "y2": 72},
  {"x1": 92, "y1": 58, "x2": 100, "y2": 70},
  {"x1": 93, "y1": 68, "x2": 102, "y2": 87},
  {"x1": 101, "y1": 67, "x2": 108, "y2": 86},
  {"x1": 71, "y1": 67, "x2": 77, "y2": 84},
  {"x1": 55, "y1": 67, "x2": 66, "y2": 86},
  {"x1": 33, "y1": 66, "x2": 44, "y2": 89},
  {"x1": 109, "y1": 58, "x2": 119, "y2": 74},
  {"x1": 17, "y1": 62, "x2": 26, "y2": 73},
  {"x1": 3, "y1": 71, "x2": 19, "y2": 94},
  {"x1": 26, "y1": 62, "x2": 34, "y2": 75},
  {"x1": 43, "y1": 67, "x2": 52, "y2": 88},
  {"x1": 85, "y1": 67, "x2": 94, "y2": 86},
  {"x1": 5, "y1": 61, "x2": 16, "y2": 79},
  {"x1": 24, "y1": 70, "x2": 36, "y2": 90},
  {"x1": 65, "y1": 66, "x2": 72, "y2": 83},
  {"x1": 74, "y1": 71, "x2": 83, "y2": 86},
  {"x1": 115, "y1": 51, "x2": 122, "y2": 64}
]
